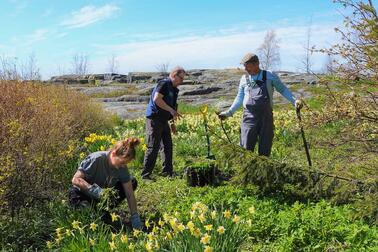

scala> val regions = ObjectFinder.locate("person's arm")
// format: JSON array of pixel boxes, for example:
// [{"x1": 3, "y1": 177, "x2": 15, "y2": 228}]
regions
[
  {"x1": 72, "y1": 170, "x2": 91, "y2": 191},
  {"x1": 154, "y1": 92, "x2": 182, "y2": 119},
  {"x1": 122, "y1": 181, "x2": 138, "y2": 214},
  {"x1": 122, "y1": 181, "x2": 142, "y2": 229},
  {"x1": 271, "y1": 73, "x2": 296, "y2": 106},
  {"x1": 219, "y1": 77, "x2": 245, "y2": 118}
]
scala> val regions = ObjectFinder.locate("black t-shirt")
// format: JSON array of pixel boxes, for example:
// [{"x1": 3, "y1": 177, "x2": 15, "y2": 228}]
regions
[{"x1": 146, "y1": 78, "x2": 179, "y2": 120}]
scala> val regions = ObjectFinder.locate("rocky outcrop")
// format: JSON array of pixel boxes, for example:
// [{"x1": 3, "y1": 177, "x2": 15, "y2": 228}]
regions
[{"x1": 54, "y1": 69, "x2": 320, "y2": 119}]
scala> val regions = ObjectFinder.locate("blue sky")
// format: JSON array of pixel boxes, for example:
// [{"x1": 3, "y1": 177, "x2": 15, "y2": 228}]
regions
[{"x1": 0, "y1": 0, "x2": 351, "y2": 79}]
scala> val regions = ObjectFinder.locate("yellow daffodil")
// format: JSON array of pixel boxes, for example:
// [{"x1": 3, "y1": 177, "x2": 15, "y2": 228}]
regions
[
  {"x1": 65, "y1": 229, "x2": 72, "y2": 237},
  {"x1": 79, "y1": 152, "x2": 86, "y2": 159},
  {"x1": 129, "y1": 243, "x2": 135, "y2": 251},
  {"x1": 249, "y1": 206, "x2": 256, "y2": 214},
  {"x1": 155, "y1": 240, "x2": 160, "y2": 250},
  {"x1": 193, "y1": 228, "x2": 201, "y2": 237},
  {"x1": 142, "y1": 144, "x2": 147, "y2": 151},
  {"x1": 89, "y1": 222, "x2": 97, "y2": 231},
  {"x1": 147, "y1": 232, "x2": 155, "y2": 241},
  {"x1": 133, "y1": 229, "x2": 141, "y2": 237},
  {"x1": 89, "y1": 238, "x2": 95, "y2": 246},
  {"x1": 169, "y1": 218, "x2": 178, "y2": 230},
  {"x1": 190, "y1": 210, "x2": 196, "y2": 219},
  {"x1": 152, "y1": 225, "x2": 159, "y2": 233},
  {"x1": 109, "y1": 241, "x2": 116, "y2": 251},
  {"x1": 145, "y1": 219, "x2": 151, "y2": 229},
  {"x1": 110, "y1": 212, "x2": 119, "y2": 222},
  {"x1": 217, "y1": 226, "x2": 225, "y2": 234},
  {"x1": 166, "y1": 232, "x2": 173, "y2": 240},
  {"x1": 55, "y1": 237, "x2": 62, "y2": 244},
  {"x1": 121, "y1": 234, "x2": 128, "y2": 243},
  {"x1": 145, "y1": 241, "x2": 153, "y2": 252},
  {"x1": 232, "y1": 215, "x2": 240, "y2": 224},
  {"x1": 205, "y1": 224, "x2": 213, "y2": 231},
  {"x1": 204, "y1": 246, "x2": 213, "y2": 252},
  {"x1": 111, "y1": 232, "x2": 117, "y2": 240},
  {"x1": 200, "y1": 233, "x2": 211, "y2": 245},
  {"x1": 187, "y1": 221, "x2": 195, "y2": 231},
  {"x1": 163, "y1": 213, "x2": 170, "y2": 221},
  {"x1": 178, "y1": 223, "x2": 186, "y2": 232},
  {"x1": 211, "y1": 211, "x2": 216, "y2": 219},
  {"x1": 71, "y1": 220, "x2": 81, "y2": 229},
  {"x1": 223, "y1": 210, "x2": 231, "y2": 219},
  {"x1": 200, "y1": 105, "x2": 209, "y2": 116},
  {"x1": 46, "y1": 241, "x2": 53, "y2": 249},
  {"x1": 198, "y1": 213, "x2": 206, "y2": 223},
  {"x1": 55, "y1": 227, "x2": 63, "y2": 235},
  {"x1": 158, "y1": 218, "x2": 165, "y2": 227}
]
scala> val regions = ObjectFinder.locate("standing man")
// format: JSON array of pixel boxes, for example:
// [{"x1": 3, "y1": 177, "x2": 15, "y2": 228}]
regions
[
  {"x1": 141, "y1": 66, "x2": 185, "y2": 180},
  {"x1": 219, "y1": 53, "x2": 302, "y2": 156}
]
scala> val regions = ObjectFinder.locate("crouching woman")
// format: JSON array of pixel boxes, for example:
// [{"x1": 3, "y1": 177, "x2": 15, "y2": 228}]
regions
[{"x1": 69, "y1": 137, "x2": 142, "y2": 229}]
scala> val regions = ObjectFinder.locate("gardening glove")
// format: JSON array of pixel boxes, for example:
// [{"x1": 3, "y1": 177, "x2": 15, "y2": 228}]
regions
[
  {"x1": 87, "y1": 183, "x2": 103, "y2": 200},
  {"x1": 218, "y1": 111, "x2": 230, "y2": 120},
  {"x1": 130, "y1": 212, "x2": 142, "y2": 230},
  {"x1": 295, "y1": 99, "x2": 303, "y2": 111}
]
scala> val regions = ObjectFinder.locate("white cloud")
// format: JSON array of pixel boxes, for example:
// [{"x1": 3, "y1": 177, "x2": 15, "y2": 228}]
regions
[
  {"x1": 61, "y1": 4, "x2": 120, "y2": 29},
  {"x1": 9, "y1": 0, "x2": 29, "y2": 16},
  {"x1": 55, "y1": 32, "x2": 68, "y2": 39},
  {"x1": 23, "y1": 29, "x2": 50, "y2": 45},
  {"x1": 91, "y1": 23, "x2": 340, "y2": 73}
]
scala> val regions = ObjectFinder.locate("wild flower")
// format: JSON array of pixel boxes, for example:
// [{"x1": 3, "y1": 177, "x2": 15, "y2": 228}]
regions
[
  {"x1": 200, "y1": 233, "x2": 211, "y2": 245},
  {"x1": 223, "y1": 210, "x2": 231, "y2": 219},
  {"x1": 204, "y1": 224, "x2": 213, "y2": 231},
  {"x1": 109, "y1": 241, "x2": 116, "y2": 251},
  {"x1": 71, "y1": 220, "x2": 81, "y2": 229},
  {"x1": 211, "y1": 211, "x2": 217, "y2": 219},
  {"x1": 120, "y1": 234, "x2": 128, "y2": 243},
  {"x1": 110, "y1": 212, "x2": 119, "y2": 222},
  {"x1": 232, "y1": 215, "x2": 240, "y2": 224},
  {"x1": 217, "y1": 226, "x2": 225, "y2": 234},
  {"x1": 89, "y1": 222, "x2": 97, "y2": 231},
  {"x1": 204, "y1": 246, "x2": 213, "y2": 252}
]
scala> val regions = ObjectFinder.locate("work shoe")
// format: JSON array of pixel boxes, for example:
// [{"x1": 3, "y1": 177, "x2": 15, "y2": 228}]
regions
[
  {"x1": 141, "y1": 174, "x2": 156, "y2": 182},
  {"x1": 160, "y1": 171, "x2": 173, "y2": 177}
]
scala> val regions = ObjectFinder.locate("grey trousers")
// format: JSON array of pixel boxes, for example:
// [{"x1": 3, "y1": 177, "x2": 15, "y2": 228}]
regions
[
  {"x1": 240, "y1": 107, "x2": 274, "y2": 157},
  {"x1": 142, "y1": 118, "x2": 173, "y2": 177}
]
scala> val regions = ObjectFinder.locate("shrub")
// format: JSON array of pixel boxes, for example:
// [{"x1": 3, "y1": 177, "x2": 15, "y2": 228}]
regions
[{"x1": 0, "y1": 81, "x2": 114, "y2": 216}]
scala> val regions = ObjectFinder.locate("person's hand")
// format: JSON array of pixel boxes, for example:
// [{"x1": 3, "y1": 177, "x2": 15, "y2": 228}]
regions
[
  {"x1": 130, "y1": 213, "x2": 142, "y2": 230},
  {"x1": 170, "y1": 122, "x2": 177, "y2": 135},
  {"x1": 169, "y1": 109, "x2": 182, "y2": 120},
  {"x1": 87, "y1": 183, "x2": 103, "y2": 200},
  {"x1": 295, "y1": 99, "x2": 303, "y2": 110},
  {"x1": 218, "y1": 111, "x2": 229, "y2": 120}
]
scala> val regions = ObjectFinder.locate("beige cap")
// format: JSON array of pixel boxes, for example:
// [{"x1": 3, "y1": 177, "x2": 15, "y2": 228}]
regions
[{"x1": 240, "y1": 53, "x2": 259, "y2": 64}]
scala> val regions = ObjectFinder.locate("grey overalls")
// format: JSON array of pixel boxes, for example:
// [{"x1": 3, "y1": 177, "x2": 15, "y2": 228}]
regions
[{"x1": 240, "y1": 70, "x2": 274, "y2": 156}]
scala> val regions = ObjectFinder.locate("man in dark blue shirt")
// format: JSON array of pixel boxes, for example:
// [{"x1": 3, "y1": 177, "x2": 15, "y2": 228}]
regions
[{"x1": 142, "y1": 66, "x2": 185, "y2": 180}]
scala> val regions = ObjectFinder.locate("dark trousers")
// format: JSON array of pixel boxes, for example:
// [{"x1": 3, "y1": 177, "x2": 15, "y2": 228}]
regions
[
  {"x1": 240, "y1": 107, "x2": 274, "y2": 157},
  {"x1": 68, "y1": 178, "x2": 137, "y2": 208},
  {"x1": 142, "y1": 118, "x2": 173, "y2": 177}
]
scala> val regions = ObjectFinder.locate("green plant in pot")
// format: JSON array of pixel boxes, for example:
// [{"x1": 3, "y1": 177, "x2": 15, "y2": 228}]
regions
[{"x1": 185, "y1": 158, "x2": 218, "y2": 187}]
